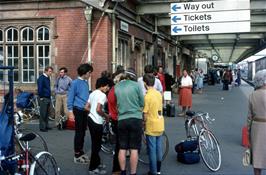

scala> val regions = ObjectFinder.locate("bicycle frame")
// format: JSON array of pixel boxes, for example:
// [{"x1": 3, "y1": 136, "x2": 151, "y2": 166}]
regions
[
  {"x1": 0, "y1": 134, "x2": 34, "y2": 175},
  {"x1": 185, "y1": 112, "x2": 213, "y2": 138}
]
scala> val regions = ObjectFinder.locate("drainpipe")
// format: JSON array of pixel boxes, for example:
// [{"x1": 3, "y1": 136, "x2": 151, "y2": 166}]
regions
[
  {"x1": 84, "y1": 6, "x2": 93, "y2": 64},
  {"x1": 112, "y1": 13, "x2": 116, "y2": 73},
  {"x1": 84, "y1": 6, "x2": 93, "y2": 90}
]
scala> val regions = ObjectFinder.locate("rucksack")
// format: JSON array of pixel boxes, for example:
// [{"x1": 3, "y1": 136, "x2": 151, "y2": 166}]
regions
[
  {"x1": 177, "y1": 151, "x2": 200, "y2": 164},
  {"x1": 175, "y1": 139, "x2": 200, "y2": 164},
  {"x1": 175, "y1": 139, "x2": 198, "y2": 153},
  {"x1": 16, "y1": 92, "x2": 34, "y2": 108}
]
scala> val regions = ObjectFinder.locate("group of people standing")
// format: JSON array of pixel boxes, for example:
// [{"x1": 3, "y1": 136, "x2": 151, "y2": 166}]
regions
[
  {"x1": 37, "y1": 66, "x2": 72, "y2": 132},
  {"x1": 41, "y1": 63, "x2": 165, "y2": 175}
]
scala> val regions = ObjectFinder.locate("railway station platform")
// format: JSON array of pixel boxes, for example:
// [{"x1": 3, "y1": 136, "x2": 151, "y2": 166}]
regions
[{"x1": 24, "y1": 81, "x2": 266, "y2": 175}]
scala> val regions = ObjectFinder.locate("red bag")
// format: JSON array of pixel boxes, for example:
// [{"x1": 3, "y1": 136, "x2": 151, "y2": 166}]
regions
[
  {"x1": 66, "y1": 118, "x2": 75, "y2": 130},
  {"x1": 242, "y1": 126, "x2": 250, "y2": 147}
]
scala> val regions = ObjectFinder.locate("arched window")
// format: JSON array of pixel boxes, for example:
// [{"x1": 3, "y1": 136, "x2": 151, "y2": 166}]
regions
[
  {"x1": 21, "y1": 27, "x2": 33, "y2": 42},
  {"x1": 37, "y1": 27, "x2": 49, "y2": 41},
  {"x1": 1, "y1": 25, "x2": 51, "y2": 83},
  {"x1": 6, "y1": 27, "x2": 18, "y2": 42}
]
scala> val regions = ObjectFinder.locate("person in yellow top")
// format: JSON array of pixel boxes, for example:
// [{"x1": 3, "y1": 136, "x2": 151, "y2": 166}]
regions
[{"x1": 143, "y1": 74, "x2": 165, "y2": 175}]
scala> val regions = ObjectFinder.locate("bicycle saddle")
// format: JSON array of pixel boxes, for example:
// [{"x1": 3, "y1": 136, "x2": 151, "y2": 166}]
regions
[
  {"x1": 19, "y1": 133, "x2": 36, "y2": 142},
  {"x1": 185, "y1": 111, "x2": 195, "y2": 117}
]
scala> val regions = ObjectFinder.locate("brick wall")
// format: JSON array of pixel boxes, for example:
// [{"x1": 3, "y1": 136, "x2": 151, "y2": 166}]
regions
[
  {"x1": 91, "y1": 12, "x2": 112, "y2": 89},
  {"x1": 37, "y1": 8, "x2": 88, "y2": 80}
]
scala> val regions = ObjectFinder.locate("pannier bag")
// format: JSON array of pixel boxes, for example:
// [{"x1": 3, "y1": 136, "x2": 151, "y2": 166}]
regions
[
  {"x1": 175, "y1": 139, "x2": 198, "y2": 153},
  {"x1": 177, "y1": 151, "x2": 200, "y2": 164},
  {"x1": 16, "y1": 92, "x2": 34, "y2": 108}
]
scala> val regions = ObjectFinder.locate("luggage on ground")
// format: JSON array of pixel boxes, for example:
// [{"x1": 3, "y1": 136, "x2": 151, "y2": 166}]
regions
[{"x1": 175, "y1": 139, "x2": 200, "y2": 164}]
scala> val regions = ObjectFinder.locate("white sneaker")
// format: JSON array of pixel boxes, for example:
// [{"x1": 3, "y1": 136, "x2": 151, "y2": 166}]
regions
[
  {"x1": 73, "y1": 155, "x2": 89, "y2": 164},
  {"x1": 89, "y1": 168, "x2": 106, "y2": 174}
]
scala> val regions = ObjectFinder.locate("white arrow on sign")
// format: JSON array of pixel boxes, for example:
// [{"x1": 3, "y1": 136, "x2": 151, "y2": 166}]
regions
[
  {"x1": 171, "y1": 21, "x2": 250, "y2": 35},
  {"x1": 171, "y1": 0, "x2": 250, "y2": 14},
  {"x1": 171, "y1": 10, "x2": 250, "y2": 24}
]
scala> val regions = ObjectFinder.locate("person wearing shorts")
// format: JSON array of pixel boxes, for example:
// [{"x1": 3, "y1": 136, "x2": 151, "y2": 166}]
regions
[{"x1": 115, "y1": 68, "x2": 144, "y2": 175}]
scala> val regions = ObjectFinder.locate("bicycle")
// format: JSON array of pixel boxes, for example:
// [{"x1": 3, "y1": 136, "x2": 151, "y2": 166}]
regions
[
  {"x1": 184, "y1": 111, "x2": 221, "y2": 172},
  {"x1": 101, "y1": 120, "x2": 169, "y2": 164},
  {"x1": 0, "y1": 133, "x2": 60, "y2": 175},
  {"x1": 138, "y1": 131, "x2": 169, "y2": 165},
  {"x1": 16, "y1": 90, "x2": 55, "y2": 121},
  {"x1": 16, "y1": 93, "x2": 40, "y2": 121},
  {"x1": 14, "y1": 111, "x2": 48, "y2": 156}
]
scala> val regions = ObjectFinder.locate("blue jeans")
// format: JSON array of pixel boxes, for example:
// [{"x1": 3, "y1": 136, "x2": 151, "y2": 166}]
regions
[{"x1": 146, "y1": 134, "x2": 163, "y2": 174}]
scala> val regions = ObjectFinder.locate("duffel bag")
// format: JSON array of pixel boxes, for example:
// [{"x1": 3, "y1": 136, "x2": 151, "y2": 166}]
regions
[
  {"x1": 177, "y1": 151, "x2": 200, "y2": 164},
  {"x1": 175, "y1": 139, "x2": 198, "y2": 153},
  {"x1": 66, "y1": 118, "x2": 75, "y2": 130}
]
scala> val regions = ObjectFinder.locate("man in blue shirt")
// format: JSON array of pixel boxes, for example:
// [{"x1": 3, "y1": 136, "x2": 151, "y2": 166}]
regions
[
  {"x1": 37, "y1": 66, "x2": 53, "y2": 132},
  {"x1": 54, "y1": 67, "x2": 72, "y2": 129},
  {"x1": 67, "y1": 63, "x2": 93, "y2": 164}
]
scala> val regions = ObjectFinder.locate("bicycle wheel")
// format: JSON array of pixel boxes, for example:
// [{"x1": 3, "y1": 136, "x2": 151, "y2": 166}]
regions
[
  {"x1": 101, "y1": 142, "x2": 114, "y2": 155},
  {"x1": 198, "y1": 130, "x2": 221, "y2": 172},
  {"x1": 30, "y1": 151, "x2": 60, "y2": 175},
  {"x1": 101, "y1": 131, "x2": 115, "y2": 154},
  {"x1": 17, "y1": 129, "x2": 48, "y2": 156},
  {"x1": 138, "y1": 132, "x2": 169, "y2": 164}
]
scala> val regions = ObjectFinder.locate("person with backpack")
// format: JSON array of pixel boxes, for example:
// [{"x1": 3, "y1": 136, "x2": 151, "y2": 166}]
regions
[{"x1": 54, "y1": 67, "x2": 72, "y2": 130}]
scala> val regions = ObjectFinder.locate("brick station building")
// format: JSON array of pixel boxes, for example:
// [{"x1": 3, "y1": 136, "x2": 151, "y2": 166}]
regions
[{"x1": 0, "y1": 0, "x2": 182, "y2": 94}]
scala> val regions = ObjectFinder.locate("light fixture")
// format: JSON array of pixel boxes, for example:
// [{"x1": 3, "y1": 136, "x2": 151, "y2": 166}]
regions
[{"x1": 99, "y1": 0, "x2": 106, "y2": 8}]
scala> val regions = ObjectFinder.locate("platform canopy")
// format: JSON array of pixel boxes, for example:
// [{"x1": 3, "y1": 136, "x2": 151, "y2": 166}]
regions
[{"x1": 136, "y1": 0, "x2": 266, "y2": 63}]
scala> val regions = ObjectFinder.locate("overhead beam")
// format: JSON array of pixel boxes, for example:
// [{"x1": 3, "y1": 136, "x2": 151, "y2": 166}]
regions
[
  {"x1": 178, "y1": 33, "x2": 264, "y2": 41},
  {"x1": 137, "y1": 1, "x2": 266, "y2": 15},
  {"x1": 192, "y1": 42, "x2": 260, "y2": 48}
]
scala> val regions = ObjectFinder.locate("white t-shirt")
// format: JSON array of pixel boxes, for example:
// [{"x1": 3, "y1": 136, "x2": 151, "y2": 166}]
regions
[
  {"x1": 88, "y1": 89, "x2": 107, "y2": 125},
  {"x1": 138, "y1": 77, "x2": 163, "y2": 96},
  {"x1": 181, "y1": 76, "x2": 193, "y2": 87}
]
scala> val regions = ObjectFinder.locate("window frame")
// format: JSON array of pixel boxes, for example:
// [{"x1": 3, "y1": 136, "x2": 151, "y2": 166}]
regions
[
  {"x1": 37, "y1": 26, "x2": 50, "y2": 42},
  {"x1": 6, "y1": 27, "x2": 19, "y2": 43},
  {"x1": 37, "y1": 45, "x2": 51, "y2": 78},
  {"x1": 21, "y1": 27, "x2": 34, "y2": 42},
  {"x1": 21, "y1": 45, "x2": 35, "y2": 83},
  {"x1": 0, "y1": 29, "x2": 3, "y2": 43}
]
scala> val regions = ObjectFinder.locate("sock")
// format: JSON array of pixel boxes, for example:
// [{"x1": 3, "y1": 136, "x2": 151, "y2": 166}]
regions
[{"x1": 120, "y1": 170, "x2": 126, "y2": 175}]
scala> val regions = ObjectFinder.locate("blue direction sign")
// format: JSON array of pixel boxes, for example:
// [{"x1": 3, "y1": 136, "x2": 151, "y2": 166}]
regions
[
  {"x1": 172, "y1": 16, "x2": 181, "y2": 23},
  {"x1": 172, "y1": 26, "x2": 182, "y2": 33},
  {"x1": 171, "y1": 4, "x2": 181, "y2": 12}
]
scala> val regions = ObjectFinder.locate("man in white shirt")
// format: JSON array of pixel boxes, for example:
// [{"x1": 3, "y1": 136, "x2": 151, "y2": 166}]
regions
[{"x1": 138, "y1": 65, "x2": 163, "y2": 95}]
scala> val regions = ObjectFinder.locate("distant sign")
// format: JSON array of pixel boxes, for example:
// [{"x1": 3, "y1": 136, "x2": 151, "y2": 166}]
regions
[
  {"x1": 170, "y1": 0, "x2": 250, "y2": 14},
  {"x1": 171, "y1": 21, "x2": 250, "y2": 35},
  {"x1": 170, "y1": 0, "x2": 250, "y2": 35},
  {"x1": 120, "y1": 21, "x2": 129, "y2": 32}
]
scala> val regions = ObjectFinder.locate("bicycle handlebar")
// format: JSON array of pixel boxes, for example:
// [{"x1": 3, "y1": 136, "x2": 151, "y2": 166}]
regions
[{"x1": 197, "y1": 112, "x2": 215, "y2": 124}]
